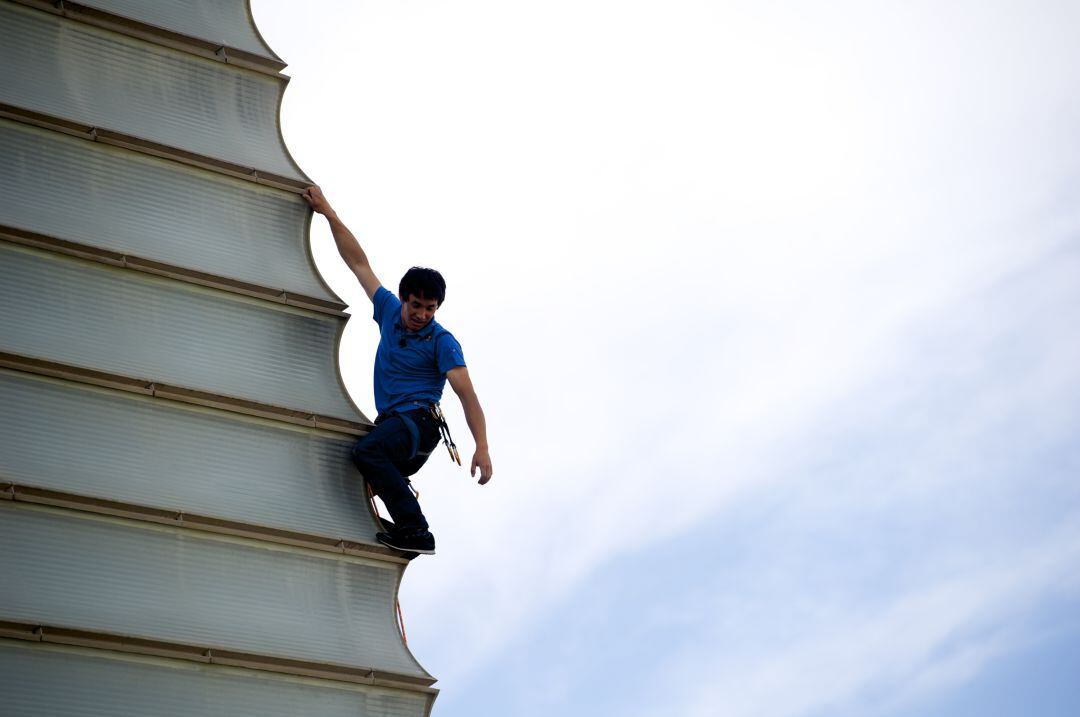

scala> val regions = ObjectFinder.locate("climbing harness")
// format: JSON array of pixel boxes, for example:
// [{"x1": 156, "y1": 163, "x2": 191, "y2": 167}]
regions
[{"x1": 428, "y1": 403, "x2": 461, "y2": 466}]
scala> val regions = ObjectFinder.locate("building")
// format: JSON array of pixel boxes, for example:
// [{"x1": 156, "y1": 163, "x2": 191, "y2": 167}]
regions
[{"x1": 0, "y1": 1, "x2": 436, "y2": 714}]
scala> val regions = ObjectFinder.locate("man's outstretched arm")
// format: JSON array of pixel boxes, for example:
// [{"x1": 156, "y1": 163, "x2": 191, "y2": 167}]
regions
[
  {"x1": 446, "y1": 366, "x2": 493, "y2": 484},
  {"x1": 303, "y1": 186, "x2": 382, "y2": 300}
]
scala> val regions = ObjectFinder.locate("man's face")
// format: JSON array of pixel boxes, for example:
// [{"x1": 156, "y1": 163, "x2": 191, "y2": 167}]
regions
[{"x1": 400, "y1": 293, "x2": 439, "y2": 331}]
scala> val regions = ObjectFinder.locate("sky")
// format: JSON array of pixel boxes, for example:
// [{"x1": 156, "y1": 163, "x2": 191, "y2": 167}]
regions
[{"x1": 252, "y1": 1, "x2": 1080, "y2": 715}]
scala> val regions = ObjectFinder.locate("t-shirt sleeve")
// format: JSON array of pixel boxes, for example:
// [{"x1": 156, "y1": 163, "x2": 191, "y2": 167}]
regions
[
  {"x1": 372, "y1": 286, "x2": 397, "y2": 324},
  {"x1": 435, "y1": 332, "x2": 467, "y2": 375}
]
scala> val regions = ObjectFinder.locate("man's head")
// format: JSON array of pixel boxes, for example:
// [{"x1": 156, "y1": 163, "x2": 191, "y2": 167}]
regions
[{"x1": 398, "y1": 266, "x2": 446, "y2": 332}]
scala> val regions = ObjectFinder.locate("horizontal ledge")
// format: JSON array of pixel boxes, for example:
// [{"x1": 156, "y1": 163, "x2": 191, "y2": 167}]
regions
[
  {"x1": 0, "y1": 352, "x2": 372, "y2": 437},
  {"x1": 0, "y1": 620, "x2": 437, "y2": 691},
  {"x1": 0, "y1": 103, "x2": 309, "y2": 192},
  {"x1": 0, "y1": 227, "x2": 348, "y2": 317},
  {"x1": 9, "y1": 0, "x2": 286, "y2": 75},
  {"x1": 0, "y1": 482, "x2": 409, "y2": 565}
]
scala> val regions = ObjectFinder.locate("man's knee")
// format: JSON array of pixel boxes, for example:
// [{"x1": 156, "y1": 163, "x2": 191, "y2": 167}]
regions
[{"x1": 350, "y1": 436, "x2": 385, "y2": 470}]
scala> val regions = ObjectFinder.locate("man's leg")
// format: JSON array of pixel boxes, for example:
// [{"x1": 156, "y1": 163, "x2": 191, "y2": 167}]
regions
[{"x1": 351, "y1": 418, "x2": 429, "y2": 533}]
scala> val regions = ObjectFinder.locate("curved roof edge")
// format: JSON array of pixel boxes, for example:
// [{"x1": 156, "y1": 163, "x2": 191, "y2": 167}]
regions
[
  {"x1": 0, "y1": 225, "x2": 347, "y2": 317},
  {"x1": 0, "y1": 620, "x2": 438, "y2": 689},
  {"x1": 2, "y1": 482, "x2": 411, "y2": 565},
  {"x1": 0, "y1": 352, "x2": 373, "y2": 435},
  {"x1": 9, "y1": 0, "x2": 286, "y2": 74}
]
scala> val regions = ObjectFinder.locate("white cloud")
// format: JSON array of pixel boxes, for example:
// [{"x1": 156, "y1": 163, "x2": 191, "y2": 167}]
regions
[{"x1": 645, "y1": 523, "x2": 1080, "y2": 717}]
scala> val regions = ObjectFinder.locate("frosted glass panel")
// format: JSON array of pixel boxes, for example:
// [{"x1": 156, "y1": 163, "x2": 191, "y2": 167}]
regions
[
  {"x1": 0, "y1": 121, "x2": 333, "y2": 301},
  {"x1": 0, "y1": 371, "x2": 376, "y2": 543},
  {"x1": 0, "y1": 245, "x2": 362, "y2": 421},
  {"x1": 79, "y1": 0, "x2": 279, "y2": 59},
  {"x1": 0, "y1": 505, "x2": 428, "y2": 678},
  {"x1": 0, "y1": 3, "x2": 302, "y2": 179},
  {"x1": 0, "y1": 641, "x2": 432, "y2": 717}
]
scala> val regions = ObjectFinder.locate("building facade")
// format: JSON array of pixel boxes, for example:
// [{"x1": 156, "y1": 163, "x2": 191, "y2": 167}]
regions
[{"x1": 0, "y1": 1, "x2": 436, "y2": 714}]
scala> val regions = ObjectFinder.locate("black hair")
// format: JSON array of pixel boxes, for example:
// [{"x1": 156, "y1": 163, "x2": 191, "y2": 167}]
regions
[{"x1": 399, "y1": 266, "x2": 446, "y2": 305}]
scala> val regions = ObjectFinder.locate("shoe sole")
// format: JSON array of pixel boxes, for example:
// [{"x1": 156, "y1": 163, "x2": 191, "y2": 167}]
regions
[{"x1": 377, "y1": 536, "x2": 435, "y2": 555}]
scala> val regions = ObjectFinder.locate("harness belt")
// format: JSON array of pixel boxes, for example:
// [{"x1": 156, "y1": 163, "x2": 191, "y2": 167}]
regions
[{"x1": 375, "y1": 403, "x2": 461, "y2": 467}]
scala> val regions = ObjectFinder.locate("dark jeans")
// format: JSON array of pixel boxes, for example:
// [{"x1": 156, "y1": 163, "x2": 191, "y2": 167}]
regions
[{"x1": 351, "y1": 408, "x2": 441, "y2": 533}]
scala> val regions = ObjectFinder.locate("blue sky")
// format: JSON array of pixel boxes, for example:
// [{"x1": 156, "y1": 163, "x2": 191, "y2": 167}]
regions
[{"x1": 253, "y1": 1, "x2": 1080, "y2": 714}]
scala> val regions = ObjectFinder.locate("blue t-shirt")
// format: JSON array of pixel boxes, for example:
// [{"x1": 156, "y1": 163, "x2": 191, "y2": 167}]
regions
[{"x1": 371, "y1": 286, "x2": 466, "y2": 415}]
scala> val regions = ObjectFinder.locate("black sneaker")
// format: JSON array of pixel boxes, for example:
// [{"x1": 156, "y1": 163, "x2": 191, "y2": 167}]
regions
[{"x1": 377, "y1": 529, "x2": 436, "y2": 555}]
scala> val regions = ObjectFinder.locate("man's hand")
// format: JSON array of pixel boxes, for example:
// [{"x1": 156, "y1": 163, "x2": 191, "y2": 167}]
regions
[
  {"x1": 471, "y1": 447, "x2": 493, "y2": 485},
  {"x1": 302, "y1": 185, "x2": 335, "y2": 217}
]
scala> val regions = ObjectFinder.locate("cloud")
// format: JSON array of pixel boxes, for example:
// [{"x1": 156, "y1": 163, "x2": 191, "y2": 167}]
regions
[
  {"x1": 399, "y1": 216, "x2": 1080, "y2": 702},
  {"x1": 252, "y1": 0, "x2": 1080, "y2": 712},
  {"x1": 646, "y1": 523, "x2": 1080, "y2": 717}
]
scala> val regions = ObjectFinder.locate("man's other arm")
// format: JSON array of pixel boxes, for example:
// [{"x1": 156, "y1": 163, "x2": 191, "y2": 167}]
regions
[
  {"x1": 446, "y1": 366, "x2": 493, "y2": 484},
  {"x1": 303, "y1": 186, "x2": 381, "y2": 300}
]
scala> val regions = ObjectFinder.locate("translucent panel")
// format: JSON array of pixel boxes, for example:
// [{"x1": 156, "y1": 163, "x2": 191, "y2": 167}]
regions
[
  {"x1": 0, "y1": 370, "x2": 377, "y2": 543},
  {"x1": 0, "y1": 505, "x2": 428, "y2": 678},
  {"x1": 0, "y1": 244, "x2": 362, "y2": 421},
  {"x1": 0, "y1": 3, "x2": 302, "y2": 179},
  {"x1": 0, "y1": 121, "x2": 333, "y2": 301},
  {"x1": 1, "y1": 641, "x2": 433, "y2": 717},
  {"x1": 79, "y1": 0, "x2": 279, "y2": 60}
]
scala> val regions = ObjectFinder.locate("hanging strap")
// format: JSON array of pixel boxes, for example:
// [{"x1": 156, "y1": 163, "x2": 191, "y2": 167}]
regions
[{"x1": 428, "y1": 403, "x2": 461, "y2": 466}]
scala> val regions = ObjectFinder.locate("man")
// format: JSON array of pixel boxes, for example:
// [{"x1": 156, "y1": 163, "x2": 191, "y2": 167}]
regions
[{"x1": 303, "y1": 185, "x2": 492, "y2": 555}]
